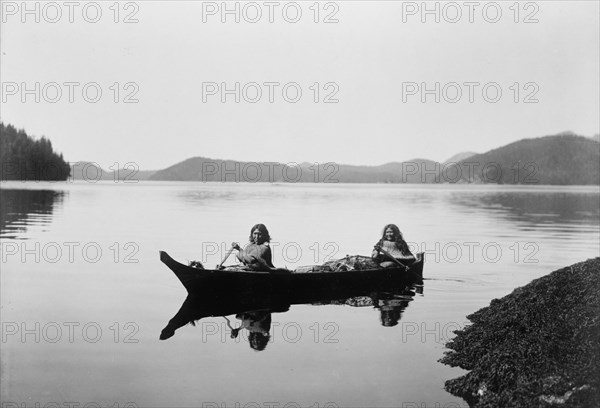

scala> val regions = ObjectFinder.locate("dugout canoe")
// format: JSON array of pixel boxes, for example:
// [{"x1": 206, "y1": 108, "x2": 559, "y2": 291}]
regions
[{"x1": 159, "y1": 250, "x2": 424, "y2": 300}]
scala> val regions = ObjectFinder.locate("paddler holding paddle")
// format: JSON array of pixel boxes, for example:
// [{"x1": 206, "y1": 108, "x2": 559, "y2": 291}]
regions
[
  {"x1": 372, "y1": 224, "x2": 415, "y2": 270},
  {"x1": 229, "y1": 223, "x2": 279, "y2": 272}
]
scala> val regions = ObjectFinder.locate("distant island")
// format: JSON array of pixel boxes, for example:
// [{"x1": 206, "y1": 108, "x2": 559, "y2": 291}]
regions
[
  {"x1": 0, "y1": 123, "x2": 70, "y2": 181},
  {"x1": 149, "y1": 133, "x2": 599, "y2": 185}
]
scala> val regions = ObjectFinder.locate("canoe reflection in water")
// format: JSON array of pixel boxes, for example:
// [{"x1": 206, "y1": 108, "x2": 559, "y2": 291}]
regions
[
  {"x1": 159, "y1": 251, "x2": 425, "y2": 347},
  {"x1": 320, "y1": 286, "x2": 423, "y2": 328}
]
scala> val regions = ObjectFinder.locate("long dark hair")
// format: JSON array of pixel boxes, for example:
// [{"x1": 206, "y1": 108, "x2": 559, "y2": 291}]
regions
[
  {"x1": 249, "y1": 224, "x2": 271, "y2": 243},
  {"x1": 377, "y1": 224, "x2": 411, "y2": 255},
  {"x1": 380, "y1": 308, "x2": 401, "y2": 327},
  {"x1": 249, "y1": 332, "x2": 270, "y2": 351}
]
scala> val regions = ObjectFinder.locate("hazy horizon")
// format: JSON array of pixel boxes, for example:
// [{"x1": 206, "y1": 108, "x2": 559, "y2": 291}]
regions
[{"x1": 5, "y1": 128, "x2": 596, "y2": 172}]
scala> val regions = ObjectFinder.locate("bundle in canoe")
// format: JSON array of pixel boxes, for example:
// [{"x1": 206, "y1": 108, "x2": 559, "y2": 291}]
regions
[{"x1": 159, "y1": 251, "x2": 424, "y2": 298}]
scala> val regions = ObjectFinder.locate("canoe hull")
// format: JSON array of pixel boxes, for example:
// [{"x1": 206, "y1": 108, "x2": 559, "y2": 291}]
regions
[{"x1": 159, "y1": 250, "x2": 424, "y2": 302}]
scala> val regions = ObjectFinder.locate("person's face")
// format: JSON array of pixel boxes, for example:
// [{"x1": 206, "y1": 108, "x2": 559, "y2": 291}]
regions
[
  {"x1": 385, "y1": 228, "x2": 395, "y2": 241},
  {"x1": 252, "y1": 228, "x2": 263, "y2": 244}
]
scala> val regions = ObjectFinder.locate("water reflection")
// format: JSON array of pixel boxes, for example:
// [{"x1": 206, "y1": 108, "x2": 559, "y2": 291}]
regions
[
  {"x1": 374, "y1": 289, "x2": 418, "y2": 327},
  {"x1": 229, "y1": 311, "x2": 273, "y2": 351},
  {"x1": 160, "y1": 284, "x2": 422, "y2": 349},
  {"x1": 448, "y1": 190, "x2": 600, "y2": 228},
  {"x1": 0, "y1": 188, "x2": 65, "y2": 239}
]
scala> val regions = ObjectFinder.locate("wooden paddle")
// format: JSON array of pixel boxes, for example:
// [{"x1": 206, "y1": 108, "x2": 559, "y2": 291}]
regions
[
  {"x1": 217, "y1": 243, "x2": 238, "y2": 269},
  {"x1": 223, "y1": 316, "x2": 240, "y2": 338},
  {"x1": 375, "y1": 246, "x2": 410, "y2": 271}
]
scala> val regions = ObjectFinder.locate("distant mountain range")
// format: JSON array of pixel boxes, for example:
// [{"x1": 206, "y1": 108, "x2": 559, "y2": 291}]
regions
[
  {"x1": 444, "y1": 151, "x2": 478, "y2": 164},
  {"x1": 147, "y1": 133, "x2": 599, "y2": 185},
  {"x1": 5, "y1": 122, "x2": 596, "y2": 185},
  {"x1": 442, "y1": 134, "x2": 599, "y2": 184},
  {"x1": 148, "y1": 157, "x2": 438, "y2": 183},
  {"x1": 70, "y1": 162, "x2": 156, "y2": 181}
]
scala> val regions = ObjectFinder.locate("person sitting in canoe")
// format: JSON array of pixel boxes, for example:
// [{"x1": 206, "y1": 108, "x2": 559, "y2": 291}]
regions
[
  {"x1": 372, "y1": 224, "x2": 415, "y2": 268},
  {"x1": 232, "y1": 223, "x2": 276, "y2": 272}
]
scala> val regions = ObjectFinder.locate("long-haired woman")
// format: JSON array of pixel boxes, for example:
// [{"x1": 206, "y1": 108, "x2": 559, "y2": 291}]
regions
[
  {"x1": 232, "y1": 223, "x2": 275, "y2": 271},
  {"x1": 371, "y1": 224, "x2": 415, "y2": 268}
]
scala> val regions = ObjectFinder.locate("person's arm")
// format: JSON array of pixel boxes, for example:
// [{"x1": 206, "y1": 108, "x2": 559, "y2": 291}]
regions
[
  {"x1": 241, "y1": 245, "x2": 275, "y2": 271},
  {"x1": 262, "y1": 245, "x2": 273, "y2": 268},
  {"x1": 372, "y1": 243, "x2": 382, "y2": 259},
  {"x1": 397, "y1": 252, "x2": 415, "y2": 260},
  {"x1": 253, "y1": 245, "x2": 274, "y2": 270},
  {"x1": 232, "y1": 242, "x2": 248, "y2": 263}
]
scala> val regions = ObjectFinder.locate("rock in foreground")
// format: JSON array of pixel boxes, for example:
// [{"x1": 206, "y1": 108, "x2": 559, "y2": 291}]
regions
[{"x1": 440, "y1": 258, "x2": 600, "y2": 407}]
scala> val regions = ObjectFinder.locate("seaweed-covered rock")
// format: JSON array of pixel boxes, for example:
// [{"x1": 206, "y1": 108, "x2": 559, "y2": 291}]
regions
[{"x1": 440, "y1": 258, "x2": 600, "y2": 407}]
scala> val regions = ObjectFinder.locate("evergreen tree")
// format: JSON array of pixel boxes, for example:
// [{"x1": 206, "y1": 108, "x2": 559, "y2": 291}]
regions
[{"x1": 0, "y1": 122, "x2": 71, "y2": 181}]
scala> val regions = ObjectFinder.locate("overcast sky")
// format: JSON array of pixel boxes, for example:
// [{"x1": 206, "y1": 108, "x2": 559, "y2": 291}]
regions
[{"x1": 1, "y1": 1, "x2": 598, "y2": 169}]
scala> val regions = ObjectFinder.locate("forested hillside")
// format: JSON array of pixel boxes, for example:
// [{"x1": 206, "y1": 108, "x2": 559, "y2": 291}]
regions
[{"x1": 0, "y1": 123, "x2": 70, "y2": 181}]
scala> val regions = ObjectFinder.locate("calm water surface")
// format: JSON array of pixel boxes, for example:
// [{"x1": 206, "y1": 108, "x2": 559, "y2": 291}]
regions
[{"x1": 1, "y1": 182, "x2": 599, "y2": 407}]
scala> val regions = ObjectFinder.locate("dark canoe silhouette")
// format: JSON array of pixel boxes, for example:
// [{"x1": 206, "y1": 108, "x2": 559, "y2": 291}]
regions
[
  {"x1": 159, "y1": 251, "x2": 424, "y2": 340},
  {"x1": 159, "y1": 251, "x2": 424, "y2": 300}
]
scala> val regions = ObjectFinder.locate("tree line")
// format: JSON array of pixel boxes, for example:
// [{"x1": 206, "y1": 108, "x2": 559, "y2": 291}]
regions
[{"x1": 0, "y1": 122, "x2": 71, "y2": 181}]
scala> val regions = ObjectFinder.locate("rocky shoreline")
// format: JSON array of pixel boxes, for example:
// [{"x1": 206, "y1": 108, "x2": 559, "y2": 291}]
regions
[{"x1": 440, "y1": 258, "x2": 600, "y2": 407}]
